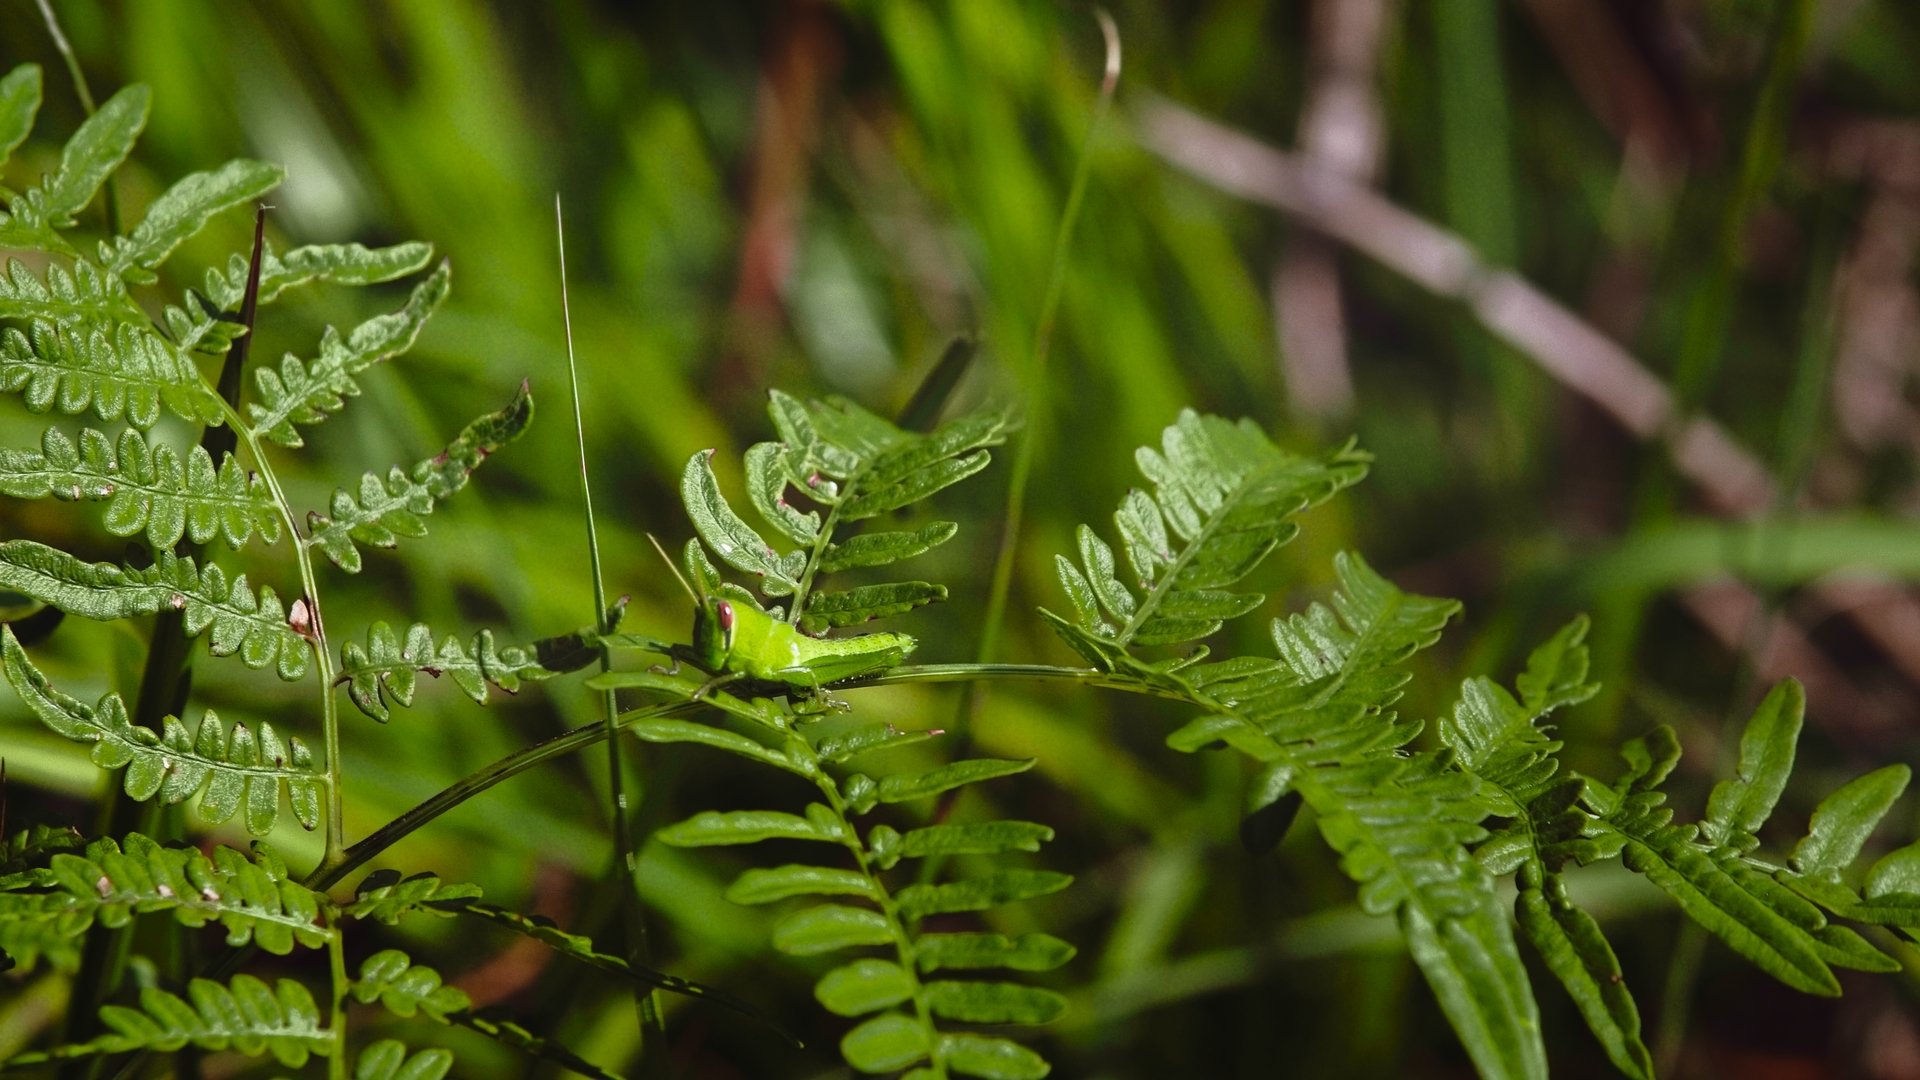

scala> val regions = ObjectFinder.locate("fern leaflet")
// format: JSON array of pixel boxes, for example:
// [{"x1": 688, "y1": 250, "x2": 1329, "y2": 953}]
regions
[
  {"x1": 3, "y1": 973, "x2": 330, "y2": 1069},
  {"x1": 307, "y1": 383, "x2": 532, "y2": 572},
  {"x1": 682, "y1": 389, "x2": 1008, "y2": 627},
  {"x1": 352, "y1": 1040, "x2": 454, "y2": 1080},
  {"x1": 0, "y1": 425, "x2": 280, "y2": 550},
  {"x1": 0, "y1": 833, "x2": 328, "y2": 976},
  {"x1": 0, "y1": 80, "x2": 147, "y2": 254},
  {"x1": 0, "y1": 542, "x2": 309, "y2": 678},
  {"x1": 247, "y1": 261, "x2": 452, "y2": 448},
  {"x1": 3, "y1": 627, "x2": 322, "y2": 834},
  {"x1": 339, "y1": 618, "x2": 588, "y2": 721},
  {"x1": 1049, "y1": 409, "x2": 1366, "y2": 650}
]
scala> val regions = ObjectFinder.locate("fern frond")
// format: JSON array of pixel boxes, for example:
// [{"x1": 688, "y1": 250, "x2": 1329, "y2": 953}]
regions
[
  {"x1": 643, "y1": 675, "x2": 1072, "y2": 1078},
  {"x1": 3, "y1": 973, "x2": 329, "y2": 1069},
  {"x1": 683, "y1": 390, "x2": 1008, "y2": 626},
  {"x1": 342, "y1": 869, "x2": 483, "y2": 924},
  {"x1": 307, "y1": 384, "x2": 532, "y2": 572},
  {"x1": 352, "y1": 1039, "x2": 454, "y2": 1080},
  {"x1": 1579, "y1": 682, "x2": 1915, "y2": 996},
  {"x1": 1440, "y1": 618, "x2": 1650, "y2": 1079},
  {"x1": 3, "y1": 627, "x2": 322, "y2": 833},
  {"x1": 0, "y1": 426, "x2": 280, "y2": 550},
  {"x1": 1076, "y1": 538, "x2": 1544, "y2": 1079},
  {"x1": 0, "y1": 833, "x2": 328, "y2": 976},
  {"x1": 247, "y1": 261, "x2": 452, "y2": 448},
  {"x1": 0, "y1": 81, "x2": 148, "y2": 255},
  {"x1": 0, "y1": 541, "x2": 309, "y2": 678},
  {"x1": 353, "y1": 950, "x2": 619, "y2": 1080},
  {"x1": 1049, "y1": 410, "x2": 1367, "y2": 651},
  {"x1": 0, "y1": 65, "x2": 38, "y2": 173}
]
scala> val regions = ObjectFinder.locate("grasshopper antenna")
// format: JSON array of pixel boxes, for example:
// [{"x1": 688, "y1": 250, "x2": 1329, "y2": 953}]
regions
[{"x1": 647, "y1": 533, "x2": 700, "y2": 602}]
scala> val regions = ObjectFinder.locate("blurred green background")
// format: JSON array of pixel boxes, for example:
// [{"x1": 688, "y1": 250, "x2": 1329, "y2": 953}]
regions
[{"x1": 3, "y1": 1, "x2": 1919, "y2": 1076}]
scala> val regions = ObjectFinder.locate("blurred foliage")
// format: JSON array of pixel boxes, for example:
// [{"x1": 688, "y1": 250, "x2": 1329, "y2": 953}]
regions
[{"x1": 3, "y1": 1, "x2": 1920, "y2": 1076}]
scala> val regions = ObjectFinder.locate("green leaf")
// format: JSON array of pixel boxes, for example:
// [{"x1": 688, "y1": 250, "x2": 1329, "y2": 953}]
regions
[
  {"x1": 913, "y1": 932, "x2": 1077, "y2": 973},
  {"x1": 895, "y1": 871, "x2": 1073, "y2": 921},
  {"x1": 0, "y1": 542, "x2": 310, "y2": 679},
  {"x1": 814, "y1": 958, "x2": 915, "y2": 1017},
  {"x1": 819, "y1": 522, "x2": 958, "y2": 573},
  {"x1": 0, "y1": 304, "x2": 225, "y2": 428},
  {"x1": 5, "y1": 974, "x2": 328, "y2": 1068},
  {"x1": 1403, "y1": 901, "x2": 1548, "y2": 1080},
  {"x1": 744, "y1": 440, "x2": 820, "y2": 544},
  {"x1": 1702, "y1": 680, "x2": 1804, "y2": 848},
  {"x1": 875, "y1": 758, "x2": 1035, "y2": 804},
  {"x1": 0, "y1": 64, "x2": 40, "y2": 170},
  {"x1": 871, "y1": 822, "x2": 1054, "y2": 870},
  {"x1": 797, "y1": 581, "x2": 947, "y2": 633},
  {"x1": 1513, "y1": 615, "x2": 1600, "y2": 716},
  {"x1": 308, "y1": 385, "x2": 533, "y2": 572},
  {"x1": 42, "y1": 84, "x2": 150, "y2": 229},
  {"x1": 681, "y1": 448, "x2": 803, "y2": 594},
  {"x1": 1053, "y1": 412, "x2": 1368, "y2": 650},
  {"x1": 342, "y1": 870, "x2": 481, "y2": 924},
  {"x1": 112, "y1": 159, "x2": 284, "y2": 273},
  {"x1": 247, "y1": 262, "x2": 451, "y2": 447},
  {"x1": 353, "y1": 949, "x2": 471, "y2": 1020},
  {"x1": 353, "y1": 1040, "x2": 453, "y2": 1080},
  {"x1": 1616, "y1": 830, "x2": 1839, "y2": 995},
  {"x1": 1517, "y1": 877, "x2": 1651, "y2": 1080},
  {"x1": 4, "y1": 628, "x2": 320, "y2": 834},
  {"x1": 813, "y1": 721, "x2": 943, "y2": 763},
  {"x1": 924, "y1": 981, "x2": 1066, "y2": 1025},
  {"x1": 1866, "y1": 839, "x2": 1920, "y2": 900},
  {"x1": 772, "y1": 904, "x2": 894, "y2": 955},
  {"x1": 340, "y1": 618, "x2": 572, "y2": 722},
  {"x1": 627, "y1": 717, "x2": 806, "y2": 776},
  {"x1": 1791, "y1": 764, "x2": 1911, "y2": 878},
  {"x1": 840, "y1": 1012, "x2": 930, "y2": 1074},
  {"x1": 0, "y1": 426, "x2": 281, "y2": 550},
  {"x1": 938, "y1": 1033, "x2": 1051, "y2": 1080},
  {"x1": 726, "y1": 864, "x2": 876, "y2": 904},
  {"x1": 192, "y1": 240, "x2": 435, "y2": 313},
  {"x1": 0, "y1": 834, "x2": 327, "y2": 975},
  {"x1": 658, "y1": 807, "x2": 844, "y2": 847}
]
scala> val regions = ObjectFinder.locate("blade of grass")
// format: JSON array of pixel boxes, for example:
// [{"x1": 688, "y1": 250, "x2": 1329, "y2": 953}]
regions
[{"x1": 558, "y1": 195, "x2": 669, "y2": 1074}]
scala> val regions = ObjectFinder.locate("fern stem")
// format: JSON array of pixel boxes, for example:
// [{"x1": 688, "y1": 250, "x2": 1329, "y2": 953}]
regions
[
  {"x1": 556, "y1": 195, "x2": 669, "y2": 1069},
  {"x1": 325, "y1": 920, "x2": 348, "y2": 1080},
  {"x1": 786, "y1": 497, "x2": 846, "y2": 626}
]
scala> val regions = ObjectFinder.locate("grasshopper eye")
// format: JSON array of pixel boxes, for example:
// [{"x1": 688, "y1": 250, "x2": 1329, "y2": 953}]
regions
[{"x1": 716, "y1": 600, "x2": 735, "y2": 650}]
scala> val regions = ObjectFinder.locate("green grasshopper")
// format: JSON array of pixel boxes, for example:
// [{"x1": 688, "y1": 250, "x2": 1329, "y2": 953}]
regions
[{"x1": 644, "y1": 535, "x2": 915, "y2": 699}]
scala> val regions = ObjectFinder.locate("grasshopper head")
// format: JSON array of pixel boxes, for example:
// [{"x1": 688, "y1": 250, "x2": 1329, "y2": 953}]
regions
[{"x1": 690, "y1": 595, "x2": 735, "y2": 672}]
